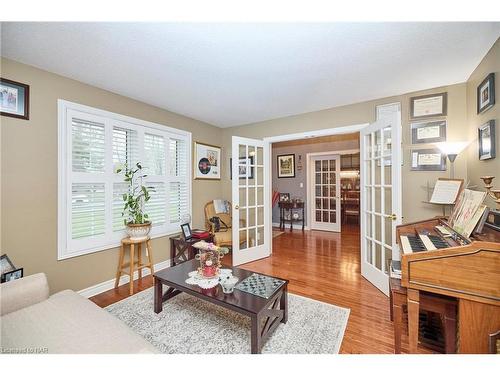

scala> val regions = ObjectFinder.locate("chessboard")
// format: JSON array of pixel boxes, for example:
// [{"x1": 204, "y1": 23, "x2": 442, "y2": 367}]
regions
[{"x1": 235, "y1": 273, "x2": 285, "y2": 299}]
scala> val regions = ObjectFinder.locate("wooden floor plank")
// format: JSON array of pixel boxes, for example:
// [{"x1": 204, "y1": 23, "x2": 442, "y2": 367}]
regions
[{"x1": 90, "y1": 224, "x2": 434, "y2": 354}]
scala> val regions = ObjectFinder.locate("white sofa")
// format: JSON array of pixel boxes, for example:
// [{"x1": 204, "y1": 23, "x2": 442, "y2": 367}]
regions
[{"x1": 0, "y1": 273, "x2": 158, "y2": 354}]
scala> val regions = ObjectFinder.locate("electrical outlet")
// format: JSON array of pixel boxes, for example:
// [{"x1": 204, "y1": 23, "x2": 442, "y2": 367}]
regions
[{"x1": 300, "y1": 182, "x2": 303, "y2": 188}]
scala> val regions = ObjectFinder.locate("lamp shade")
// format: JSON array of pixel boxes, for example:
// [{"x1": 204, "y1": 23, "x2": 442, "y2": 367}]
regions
[{"x1": 435, "y1": 141, "x2": 469, "y2": 156}]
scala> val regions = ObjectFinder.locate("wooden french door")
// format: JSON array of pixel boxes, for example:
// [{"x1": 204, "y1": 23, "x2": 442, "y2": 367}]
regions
[
  {"x1": 360, "y1": 113, "x2": 402, "y2": 296},
  {"x1": 231, "y1": 136, "x2": 271, "y2": 266},
  {"x1": 309, "y1": 154, "x2": 341, "y2": 232}
]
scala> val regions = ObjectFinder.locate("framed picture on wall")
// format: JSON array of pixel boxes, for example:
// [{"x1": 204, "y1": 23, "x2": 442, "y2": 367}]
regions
[
  {"x1": 410, "y1": 120, "x2": 447, "y2": 144},
  {"x1": 279, "y1": 193, "x2": 290, "y2": 202},
  {"x1": 477, "y1": 73, "x2": 495, "y2": 114},
  {"x1": 0, "y1": 78, "x2": 30, "y2": 120},
  {"x1": 277, "y1": 154, "x2": 295, "y2": 178},
  {"x1": 194, "y1": 142, "x2": 221, "y2": 180},
  {"x1": 410, "y1": 148, "x2": 446, "y2": 171},
  {"x1": 230, "y1": 156, "x2": 254, "y2": 179},
  {"x1": 478, "y1": 120, "x2": 496, "y2": 160},
  {"x1": 409, "y1": 92, "x2": 447, "y2": 120}
]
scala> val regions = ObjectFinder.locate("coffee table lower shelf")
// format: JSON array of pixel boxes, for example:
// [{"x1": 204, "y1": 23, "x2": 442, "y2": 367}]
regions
[{"x1": 153, "y1": 260, "x2": 288, "y2": 354}]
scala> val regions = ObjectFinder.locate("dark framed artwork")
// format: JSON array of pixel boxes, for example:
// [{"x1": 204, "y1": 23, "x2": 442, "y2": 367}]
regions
[
  {"x1": 477, "y1": 73, "x2": 495, "y2": 114},
  {"x1": 230, "y1": 156, "x2": 254, "y2": 179},
  {"x1": 0, "y1": 254, "x2": 15, "y2": 275},
  {"x1": 410, "y1": 120, "x2": 447, "y2": 144},
  {"x1": 410, "y1": 148, "x2": 446, "y2": 171},
  {"x1": 180, "y1": 223, "x2": 192, "y2": 240},
  {"x1": 478, "y1": 120, "x2": 496, "y2": 160},
  {"x1": 279, "y1": 193, "x2": 290, "y2": 202},
  {"x1": 410, "y1": 92, "x2": 447, "y2": 120},
  {"x1": 277, "y1": 154, "x2": 295, "y2": 178},
  {"x1": 193, "y1": 142, "x2": 221, "y2": 180},
  {"x1": 0, "y1": 78, "x2": 30, "y2": 120},
  {"x1": 1, "y1": 268, "x2": 23, "y2": 283}
]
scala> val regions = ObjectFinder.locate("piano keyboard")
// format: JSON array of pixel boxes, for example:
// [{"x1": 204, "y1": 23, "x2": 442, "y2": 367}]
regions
[{"x1": 400, "y1": 234, "x2": 450, "y2": 254}]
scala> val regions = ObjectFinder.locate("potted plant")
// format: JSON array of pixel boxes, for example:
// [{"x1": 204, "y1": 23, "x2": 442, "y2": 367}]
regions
[{"x1": 117, "y1": 162, "x2": 154, "y2": 240}]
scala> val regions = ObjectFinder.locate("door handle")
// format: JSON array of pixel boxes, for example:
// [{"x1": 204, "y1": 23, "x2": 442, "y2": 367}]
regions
[
  {"x1": 234, "y1": 205, "x2": 239, "y2": 210},
  {"x1": 389, "y1": 213, "x2": 397, "y2": 221}
]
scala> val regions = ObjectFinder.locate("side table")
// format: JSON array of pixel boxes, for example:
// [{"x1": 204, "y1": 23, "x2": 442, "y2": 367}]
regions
[
  {"x1": 278, "y1": 201, "x2": 305, "y2": 231},
  {"x1": 169, "y1": 233, "x2": 214, "y2": 267}
]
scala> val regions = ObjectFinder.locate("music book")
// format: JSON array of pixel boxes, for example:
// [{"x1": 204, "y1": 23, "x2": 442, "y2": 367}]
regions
[
  {"x1": 430, "y1": 178, "x2": 463, "y2": 204},
  {"x1": 448, "y1": 189, "x2": 487, "y2": 238}
]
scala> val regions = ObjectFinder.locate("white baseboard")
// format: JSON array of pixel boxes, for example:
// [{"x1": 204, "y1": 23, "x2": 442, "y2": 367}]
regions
[
  {"x1": 272, "y1": 222, "x2": 310, "y2": 230},
  {"x1": 77, "y1": 259, "x2": 171, "y2": 298}
]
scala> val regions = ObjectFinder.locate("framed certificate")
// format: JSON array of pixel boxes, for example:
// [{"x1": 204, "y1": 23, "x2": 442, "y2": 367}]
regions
[
  {"x1": 410, "y1": 148, "x2": 446, "y2": 171},
  {"x1": 410, "y1": 120, "x2": 447, "y2": 144},
  {"x1": 410, "y1": 92, "x2": 447, "y2": 120}
]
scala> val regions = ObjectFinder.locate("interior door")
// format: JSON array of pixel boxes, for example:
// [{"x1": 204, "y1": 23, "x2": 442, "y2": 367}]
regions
[
  {"x1": 310, "y1": 154, "x2": 341, "y2": 232},
  {"x1": 232, "y1": 136, "x2": 270, "y2": 266},
  {"x1": 360, "y1": 112, "x2": 402, "y2": 296}
]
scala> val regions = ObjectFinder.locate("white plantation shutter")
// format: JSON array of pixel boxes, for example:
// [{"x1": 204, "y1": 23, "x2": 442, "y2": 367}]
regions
[{"x1": 58, "y1": 101, "x2": 192, "y2": 260}]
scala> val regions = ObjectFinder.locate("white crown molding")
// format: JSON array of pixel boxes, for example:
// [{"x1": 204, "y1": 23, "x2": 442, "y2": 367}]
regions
[{"x1": 77, "y1": 259, "x2": 171, "y2": 298}]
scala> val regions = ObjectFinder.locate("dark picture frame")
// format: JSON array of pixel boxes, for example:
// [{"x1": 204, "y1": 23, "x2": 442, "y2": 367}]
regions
[
  {"x1": 180, "y1": 223, "x2": 192, "y2": 240},
  {"x1": 410, "y1": 120, "x2": 447, "y2": 144},
  {"x1": 1, "y1": 268, "x2": 23, "y2": 283},
  {"x1": 277, "y1": 154, "x2": 295, "y2": 178},
  {"x1": 478, "y1": 120, "x2": 496, "y2": 160},
  {"x1": 279, "y1": 193, "x2": 290, "y2": 202},
  {"x1": 230, "y1": 156, "x2": 254, "y2": 179},
  {"x1": 0, "y1": 78, "x2": 30, "y2": 120},
  {"x1": 410, "y1": 148, "x2": 447, "y2": 171},
  {"x1": 0, "y1": 254, "x2": 15, "y2": 275},
  {"x1": 409, "y1": 92, "x2": 447, "y2": 120},
  {"x1": 477, "y1": 73, "x2": 495, "y2": 114}
]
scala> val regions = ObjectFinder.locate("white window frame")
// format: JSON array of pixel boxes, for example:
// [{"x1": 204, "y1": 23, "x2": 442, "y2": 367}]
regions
[{"x1": 58, "y1": 99, "x2": 192, "y2": 260}]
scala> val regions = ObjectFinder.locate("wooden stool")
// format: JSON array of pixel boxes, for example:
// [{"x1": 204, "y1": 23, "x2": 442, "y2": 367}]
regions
[{"x1": 115, "y1": 236, "x2": 154, "y2": 295}]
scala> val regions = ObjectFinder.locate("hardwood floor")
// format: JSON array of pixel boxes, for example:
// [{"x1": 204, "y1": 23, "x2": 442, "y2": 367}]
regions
[{"x1": 90, "y1": 224, "x2": 432, "y2": 354}]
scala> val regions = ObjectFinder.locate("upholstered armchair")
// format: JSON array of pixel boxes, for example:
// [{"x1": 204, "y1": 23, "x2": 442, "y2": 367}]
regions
[{"x1": 204, "y1": 201, "x2": 246, "y2": 248}]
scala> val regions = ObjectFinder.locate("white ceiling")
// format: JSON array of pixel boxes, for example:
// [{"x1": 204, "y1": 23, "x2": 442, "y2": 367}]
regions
[{"x1": 1, "y1": 23, "x2": 499, "y2": 128}]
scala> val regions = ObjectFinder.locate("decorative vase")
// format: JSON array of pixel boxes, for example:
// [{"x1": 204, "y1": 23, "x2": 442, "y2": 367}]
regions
[
  {"x1": 195, "y1": 247, "x2": 221, "y2": 278},
  {"x1": 126, "y1": 222, "x2": 151, "y2": 240}
]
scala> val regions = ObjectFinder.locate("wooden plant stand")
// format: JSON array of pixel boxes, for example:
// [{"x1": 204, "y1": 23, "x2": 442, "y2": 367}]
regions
[{"x1": 115, "y1": 236, "x2": 154, "y2": 295}]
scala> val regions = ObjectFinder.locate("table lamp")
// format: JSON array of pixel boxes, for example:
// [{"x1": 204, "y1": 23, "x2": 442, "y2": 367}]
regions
[{"x1": 436, "y1": 141, "x2": 469, "y2": 179}]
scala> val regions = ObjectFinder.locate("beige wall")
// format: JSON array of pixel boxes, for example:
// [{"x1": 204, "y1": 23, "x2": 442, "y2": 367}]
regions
[
  {"x1": 0, "y1": 58, "x2": 223, "y2": 293},
  {"x1": 466, "y1": 38, "x2": 500, "y2": 209},
  {"x1": 221, "y1": 84, "x2": 469, "y2": 223}
]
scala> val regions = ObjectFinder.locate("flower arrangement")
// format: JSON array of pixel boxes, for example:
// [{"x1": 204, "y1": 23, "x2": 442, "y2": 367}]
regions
[{"x1": 193, "y1": 241, "x2": 229, "y2": 278}]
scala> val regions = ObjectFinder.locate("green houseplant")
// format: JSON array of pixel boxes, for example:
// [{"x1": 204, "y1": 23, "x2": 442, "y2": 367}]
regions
[{"x1": 117, "y1": 162, "x2": 154, "y2": 240}]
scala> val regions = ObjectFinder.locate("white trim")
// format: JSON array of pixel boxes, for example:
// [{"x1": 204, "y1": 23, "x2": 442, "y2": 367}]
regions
[
  {"x1": 272, "y1": 222, "x2": 310, "y2": 230},
  {"x1": 263, "y1": 123, "x2": 368, "y2": 143},
  {"x1": 58, "y1": 99, "x2": 192, "y2": 260},
  {"x1": 77, "y1": 259, "x2": 171, "y2": 298}
]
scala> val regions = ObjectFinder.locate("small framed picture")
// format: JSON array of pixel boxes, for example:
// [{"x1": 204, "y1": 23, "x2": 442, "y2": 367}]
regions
[
  {"x1": 410, "y1": 148, "x2": 446, "y2": 171},
  {"x1": 1, "y1": 268, "x2": 23, "y2": 283},
  {"x1": 194, "y1": 142, "x2": 221, "y2": 180},
  {"x1": 410, "y1": 120, "x2": 447, "y2": 144},
  {"x1": 277, "y1": 154, "x2": 295, "y2": 178},
  {"x1": 410, "y1": 92, "x2": 447, "y2": 120},
  {"x1": 230, "y1": 156, "x2": 254, "y2": 179},
  {"x1": 0, "y1": 254, "x2": 15, "y2": 275},
  {"x1": 477, "y1": 73, "x2": 495, "y2": 114},
  {"x1": 1, "y1": 78, "x2": 30, "y2": 120},
  {"x1": 279, "y1": 193, "x2": 290, "y2": 202},
  {"x1": 478, "y1": 120, "x2": 496, "y2": 160},
  {"x1": 180, "y1": 223, "x2": 192, "y2": 240}
]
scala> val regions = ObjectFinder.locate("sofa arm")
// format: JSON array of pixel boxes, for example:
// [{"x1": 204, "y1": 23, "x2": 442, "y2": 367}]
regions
[{"x1": 0, "y1": 273, "x2": 50, "y2": 316}]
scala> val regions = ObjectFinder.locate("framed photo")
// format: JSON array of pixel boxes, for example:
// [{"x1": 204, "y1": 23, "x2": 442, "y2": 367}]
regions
[
  {"x1": 478, "y1": 120, "x2": 496, "y2": 160},
  {"x1": 0, "y1": 254, "x2": 15, "y2": 275},
  {"x1": 410, "y1": 120, "x2": 447, "y2": 144},
  {"x1": 410, "y1": 148, "x2": 446, "y2": 171},
  {"x1": 376, "y1": 102, "x2": 401, "y2": 120},
  {"x1": 279, "y1": 193, "x2": 290, "y2": 202},
  {"x1": 230, "y1": 156, "x2": 254, "y2": 179},
  {"x1": 1, "y1": 268, "x2": 23, "y2": 283},
  {"x1": 0, "y1": 78, "x2": 30, "y2": 120},
  {"x1": 194, "y1": 142, "x2": 221, "y2": 180},
  {"x1": 277, "y1": 154, "x2": 295, "y2": 178},
  {"x1": 180, "y1": 223, "x2": 192, "y2": 240},
  {"x1": 410, "y1": 92, "x2": 447, "y2": 120},
  {"x1": 477, "y1": 73, "x2": 495, "y2": 114}
]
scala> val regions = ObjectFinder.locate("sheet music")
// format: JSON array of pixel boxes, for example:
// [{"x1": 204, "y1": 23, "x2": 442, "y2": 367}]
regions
[
  {"x1": 430, "y1": 179, "x2": 462, "y2": 204},
  {"x1": 449, "y1": 189, "x2": 487, "y2": 237}
]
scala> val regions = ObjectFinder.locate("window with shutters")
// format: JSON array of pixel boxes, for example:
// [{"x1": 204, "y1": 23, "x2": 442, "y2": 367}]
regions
[{"x1": 58, "y1": 100, "x2": 192, "y2": 260}]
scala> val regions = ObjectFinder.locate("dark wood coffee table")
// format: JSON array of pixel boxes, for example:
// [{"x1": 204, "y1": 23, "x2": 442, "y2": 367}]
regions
[{"x1": 153, "y1": 259, "x2": 288, "y2": 354}]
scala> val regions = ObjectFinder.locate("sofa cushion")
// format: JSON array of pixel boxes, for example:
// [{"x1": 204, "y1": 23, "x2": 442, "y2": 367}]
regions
[{"x1": 1, "y1": 290, "x2": 158, "y2": 354}]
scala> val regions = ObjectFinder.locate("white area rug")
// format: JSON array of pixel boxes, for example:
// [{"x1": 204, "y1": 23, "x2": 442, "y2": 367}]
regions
[{"x1": 106, "y1": 287, "x2": 349, "y2": 354}]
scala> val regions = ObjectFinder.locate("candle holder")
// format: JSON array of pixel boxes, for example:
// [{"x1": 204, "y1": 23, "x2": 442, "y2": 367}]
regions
[{"x1": 480, "y1": 176, "x2": 500, "y2": 211}]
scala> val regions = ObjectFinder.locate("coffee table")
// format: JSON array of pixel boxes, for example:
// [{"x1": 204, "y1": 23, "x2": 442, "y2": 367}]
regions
[{"x1": 153, "y1": 259, "x2": 288, "y2": 354}]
